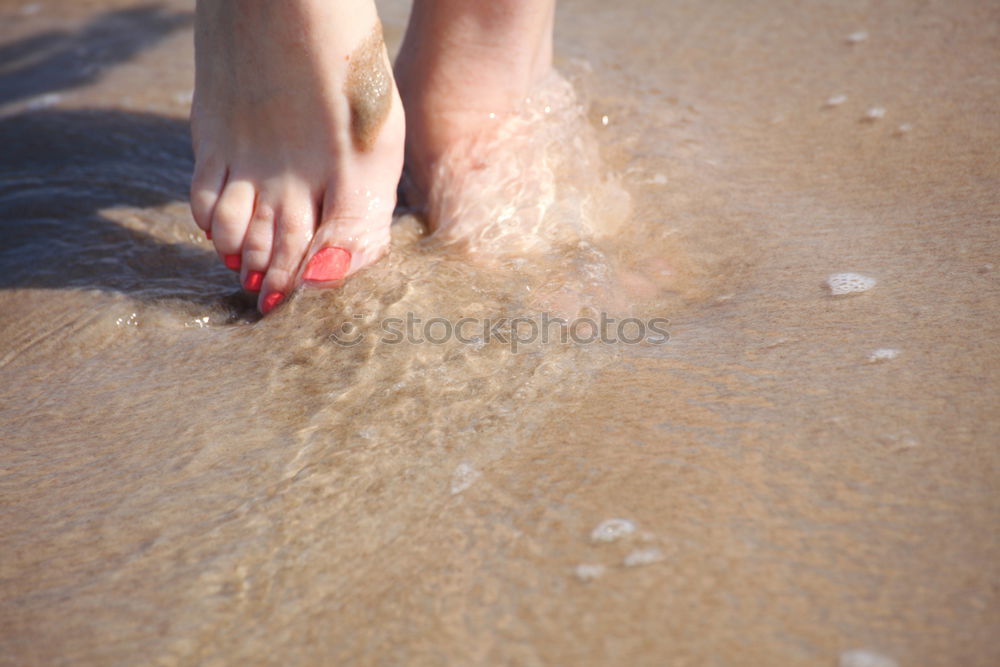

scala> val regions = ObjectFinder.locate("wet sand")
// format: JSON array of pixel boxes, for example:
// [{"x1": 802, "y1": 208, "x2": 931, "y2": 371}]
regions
[{"x1": 1, "y1": 0, "x2": 999, "y2": 664}]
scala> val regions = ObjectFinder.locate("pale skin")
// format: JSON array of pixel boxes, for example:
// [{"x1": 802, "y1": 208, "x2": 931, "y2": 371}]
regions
[{"x1": 190, "y1": 0, "x2": 556, "y2": 314}]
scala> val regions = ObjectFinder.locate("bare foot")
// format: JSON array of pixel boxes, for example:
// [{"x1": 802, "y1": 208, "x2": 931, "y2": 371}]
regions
[
  {"x1": 394, "y1": 0, "x2": 554, "y2": 224},
  {"x1": 394, "y1": 0, "x2": 639, "y2": 318},
  {"x1": 190, "y1": 0, "x2": 404, "y2": 314}
]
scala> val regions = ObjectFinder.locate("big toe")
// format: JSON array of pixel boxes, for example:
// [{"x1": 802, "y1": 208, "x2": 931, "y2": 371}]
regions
[{"x1": 299, "y1": 187, "x2": 395, "y2": 287}]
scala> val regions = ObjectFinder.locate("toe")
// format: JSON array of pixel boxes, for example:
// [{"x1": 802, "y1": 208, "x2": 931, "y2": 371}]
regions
[
  {"x1": 257, "y1": 190, "x2": 316, "y2": 313},
  {"x1": 190, "y1": 155, "x2": 227, "y2": 238},
  {"x1": 240, "y1": 190, "x2": 278, "y2": 292},
  {"x1": 210, "y1": 178, "x2": 257, "y2": 270},
  {"x1": 300, "y1": 186, "x2": 394, "y2": 285}
]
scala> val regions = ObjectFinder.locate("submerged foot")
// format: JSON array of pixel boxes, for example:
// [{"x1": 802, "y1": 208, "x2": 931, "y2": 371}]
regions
[
  {"x1": 190, "y1": 0, "x2": 404, "y2": 313},
  {"x1": 395, "y1": 1, "x2": 643, "y2": 320},
  {"x1": 394, "y1": 0, "x2": 555, "y2": 244}
]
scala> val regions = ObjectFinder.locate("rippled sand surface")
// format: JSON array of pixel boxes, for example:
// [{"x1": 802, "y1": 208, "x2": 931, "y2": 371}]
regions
[{"x1": 2, "y1": 0, "x2": 998, "y2": 664}]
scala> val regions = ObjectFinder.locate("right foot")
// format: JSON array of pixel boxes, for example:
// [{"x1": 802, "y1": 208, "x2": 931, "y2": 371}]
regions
[{"x1": 190, "y1": 0, "x2": 405, "y2": 314}]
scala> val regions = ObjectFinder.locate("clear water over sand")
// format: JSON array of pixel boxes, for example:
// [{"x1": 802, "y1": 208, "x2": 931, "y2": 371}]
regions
[{"x1": 1, "y1": 0, "x2": 998, "y2": 664}]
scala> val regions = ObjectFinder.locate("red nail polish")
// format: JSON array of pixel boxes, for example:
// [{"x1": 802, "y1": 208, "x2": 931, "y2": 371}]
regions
[
  {"x1": 261, "y1": 291, "x2": 285, "y2": 314},
  {"x1": 303, "y1": 246, "x2": 351, "y2": 282},
  {"x1": 205, "y1": 229, "x2": 212, "y2": 240},
  {"x1": 244, "y1": 270, "x2": 264, "y2": 292},
  {"x1": 224, "y1": 254, "x2": 241, "y2": 270}
]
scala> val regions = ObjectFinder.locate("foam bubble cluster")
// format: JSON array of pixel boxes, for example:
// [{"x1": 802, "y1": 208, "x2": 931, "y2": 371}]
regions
[
  {"x1": 450, "y1": 462, "x2": 481, "y2": 495},
  {"x1": 623, "y1": 547, "x2": 665, "y2": 567},
  {"x1": 590, "y1": 518, "x2": 637, "y2": 543},
  {"x1": 867, "y1": 348, "x2": 900, "y2": 363},
  {"x1": 574, "y1": 564, "x2": 606, "y2": 582},
  {"x1": 839, "y1": 649, "x2": 897, "y2": 667},
  {"x1": 827, "y1": 273, "x2": 877, "y2": 295}
]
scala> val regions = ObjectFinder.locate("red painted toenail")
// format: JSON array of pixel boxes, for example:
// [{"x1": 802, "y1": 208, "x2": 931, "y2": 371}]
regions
[
  {"x1": 205, "y1": 229, "x2": 212, "y2": 240},
  {"x1": 223, "y1": 254, "x2": 241, "y2": 270},
  {"x1": 244, "y1": 270, "x2": 264, "y2": 292},
  {"x1": 261, "y1": 291, "x2": 285, "y2": 314},
  {"x1": 303, "y1": 246, "x2": 351, "y2": 282}
]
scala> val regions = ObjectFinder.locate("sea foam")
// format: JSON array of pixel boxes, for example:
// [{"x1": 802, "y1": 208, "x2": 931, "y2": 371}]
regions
[
  {"x1": 827, "y1": 273, "x2": 877, "y2": 295},
  {"x1": 839, "y1": 649, "x2": 897, "y2": 667},
  {"x1": 590, "y1": 518, "x2": 637, "y2": 543}
]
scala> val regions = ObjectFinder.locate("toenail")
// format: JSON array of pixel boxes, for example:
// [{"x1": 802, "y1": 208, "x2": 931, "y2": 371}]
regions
[
  {"x1": 261, "y1": 291, "x2": 285, "y2": 314},
  {"x1": 303, "y1": 246, "x2": 352, "y2": 282},
  {"x1": 224, "y1": 254, "x2": 241, "y2": 270},
  {"x1": 244, "y1": 270, "x2": 264, "y2": 292}
]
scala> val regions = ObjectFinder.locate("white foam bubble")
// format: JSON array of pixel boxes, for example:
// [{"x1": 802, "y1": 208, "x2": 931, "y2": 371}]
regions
[
  {"x1": 867, "y1": 348, "x2": 899, "y2": 363},
  {"x1": 450, "y1": 462, "x2": 481, "y2": 495},
  {"x1": 623, "y1": 547, "x2": 665, "y2": 567},
  {"x1": 896, "y1": 123, "x2": 913, "y2": 134},
  {"x1": 827, "y1": 273, "x2": 877, "y2": 295},
  {"x1": 865, "y1": 106, "x2": 886, "y2": 120},
  {"x1": 839, "y1": 649, "x2": 897, "y2": 667},
  {"x1": 574, "y1": 564, "x2": 606, "y2": 582},
  {"x1": 846, "y1": 31, "x2": 869, "y2": 44},
  {"x1": 825, "y1": 94, "x2": 848, "y2": 107},
  {"x1": 26, "y1": 93, "x2": 62, "y2": 110},
  {"x1": 590, "y1": 518, "x2": 636, "y2": 543},
  {"x1": 114, "y1": 312, "x2": 139, "y2": 328},
  {"x1": 890, "y1": 436, "x2": 920, "y2": 453}
]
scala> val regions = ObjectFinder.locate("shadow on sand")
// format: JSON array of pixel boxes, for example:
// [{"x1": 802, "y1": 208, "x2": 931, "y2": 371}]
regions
[
  {"x1": 0, "y1": 4, "x2": 192, "y2": 107},
  {"x1": 0, "y1": 4, "x2": 256, "y2": 310},
  {"x1": 0, "y1": 107, "x2": 256, "y2": 312}
]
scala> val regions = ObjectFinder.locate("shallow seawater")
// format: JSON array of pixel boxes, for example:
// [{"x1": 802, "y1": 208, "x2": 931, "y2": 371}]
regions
[{"x1": 2, "y1": 0, "x2": 999, "y2": 665}]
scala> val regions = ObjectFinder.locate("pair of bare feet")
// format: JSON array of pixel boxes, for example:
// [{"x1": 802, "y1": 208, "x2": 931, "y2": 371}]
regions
[{"x1": 190, "y1": 0, "x2": 555, "y2": 313}]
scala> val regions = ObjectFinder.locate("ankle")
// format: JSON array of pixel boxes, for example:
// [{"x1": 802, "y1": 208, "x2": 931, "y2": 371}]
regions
[{"x1": 396, "y1": 0, "x2": 554, "y2": 110}]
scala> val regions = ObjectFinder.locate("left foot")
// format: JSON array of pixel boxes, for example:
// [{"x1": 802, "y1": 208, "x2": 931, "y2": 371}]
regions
[{"x1": 394, "y1": 0, "x2": 555, "y2": 236}]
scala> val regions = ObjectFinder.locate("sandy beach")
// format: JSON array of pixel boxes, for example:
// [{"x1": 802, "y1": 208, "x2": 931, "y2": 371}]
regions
[{"x1": 1, "y1": 0, "x2": 998, "y2": 664}]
